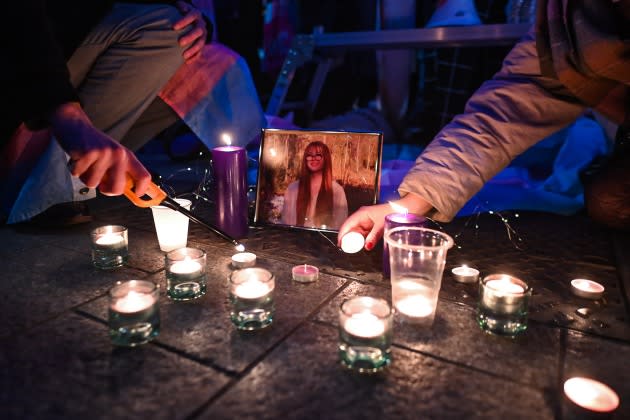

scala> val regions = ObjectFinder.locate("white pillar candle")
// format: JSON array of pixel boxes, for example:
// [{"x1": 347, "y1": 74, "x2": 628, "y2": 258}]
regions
[
  {"x1": 292, "y1": 264, "x2": 319, "y2": 283},
  {"x1": 570, "y1": 279, "x2": 604, "y2": 300},
  {"x1": 232, "y1": 252, "x2": 257, "y2": 268},
  {"x1": 564, "y1": 377, "x2": 619, "y2": 413},
  {"x1": 451, "y1": 265, "x2": 480, "y2": 283},
  {"x1": 343, "y1": 312, "x2": 386, "y2": 338}
]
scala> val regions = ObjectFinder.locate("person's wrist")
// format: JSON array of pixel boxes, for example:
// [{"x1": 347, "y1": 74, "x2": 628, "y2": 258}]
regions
[{"x1": 394, "y1": 193, "x2": 433, "y2": 216}]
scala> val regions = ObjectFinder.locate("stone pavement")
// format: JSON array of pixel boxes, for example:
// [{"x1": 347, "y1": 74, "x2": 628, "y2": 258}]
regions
[{"x1": 1, "y1": 190, "x2": 629, "y2": 419}]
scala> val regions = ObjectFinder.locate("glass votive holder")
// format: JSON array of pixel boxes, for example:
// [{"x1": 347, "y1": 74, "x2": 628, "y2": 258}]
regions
[
  {"x1": 385, "y1": 226, "x2": 454, "y2": 327},
  {"x1": 108, "y1": 280, "x2": 160, "y2": 347},
  {"x1": 151, "y1": 198, "x2": 191, "y2": 252},
  {"x1": 90, "y1": 225, "x2": 129, "y2": 269},
  {"x1": 165, "y1": 247, "x2": 207, "y2": 301},
  {"x1": 228, "y1": 267, "x2": 275, "y2": 330},
  {"x1": 339, "y1": 296, "x2": 393, "y2": 373},
  {"x1": 477, "y1": 274, "x2": 532, "y2": 336}
]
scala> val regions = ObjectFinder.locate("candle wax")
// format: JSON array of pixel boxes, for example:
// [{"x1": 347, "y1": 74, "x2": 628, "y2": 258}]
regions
[
  {"x1": 112, "y1": 291, "x2": 155, "y2": 313},
  {"x1": 395, "y1": 295, "x2": 434, "y2": 318},
  {"x1": 232, "y1": 252, "x2": 257, "y2": 268},
  {"x1": 486, "y1": 279, "x2": 525, "y2": 295},
  {"x1": 96, "y1": 233, "x2": 124, "y2": 246},
  {"x1": 235, "y1": 280, "x2": 271, "y2": 299},
  {"x1": 344, "y1": 312, "x2": 385, "y2": 338},
  {"x1": 170, "y1": 258, "x2": 202, "y2": 275}
]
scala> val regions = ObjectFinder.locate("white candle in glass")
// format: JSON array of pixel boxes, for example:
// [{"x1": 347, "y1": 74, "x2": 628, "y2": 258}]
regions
[
  {"x1": 393, "y1": 279, "x2": 436, "y2": 319},
  {"x1": 344, "y1": 312, "x2": 386, "y2": 338},
  {"x1": 234, "y1": 280, "x2": 272, "y2": 300},
  {"x1": 112, "y1": 291, "x2": 156, "y2": 313},
  {"x1": 170, "y1": 257, "x2": 202, "y2": 277}
]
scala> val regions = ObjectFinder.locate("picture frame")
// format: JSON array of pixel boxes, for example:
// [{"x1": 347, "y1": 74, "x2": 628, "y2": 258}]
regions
[{"x1": 254, "y1": 128, "x2": 383, "y2": 232}]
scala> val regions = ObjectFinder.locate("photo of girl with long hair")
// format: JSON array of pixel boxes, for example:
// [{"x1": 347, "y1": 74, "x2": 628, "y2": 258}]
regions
[{"x1": 281, "y1": 141, "x2": 348, "y2": 229}]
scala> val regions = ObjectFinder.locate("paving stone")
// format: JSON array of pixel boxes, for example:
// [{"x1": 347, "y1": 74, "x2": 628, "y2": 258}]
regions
[
  {"x1": 0, "y1": 313, "x2": 229, "y2": 420},
  {"x1": 314, "y1": 282, "x2": 561, "y2": 389},
  {"x1": 564, "y1": 330, "x2": 630, "y2": 418},
  {"x1": 0, "y1": 249, "x2": 148, "y2": 339},
  {"x1": 78, "y1": 252, "x2": 349, "y2": 373},
  {"x1": 208, "y1": 322, "x2": 554, "y2": 419}
]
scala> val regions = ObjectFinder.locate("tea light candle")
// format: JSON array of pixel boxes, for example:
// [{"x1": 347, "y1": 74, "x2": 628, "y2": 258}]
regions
[
  {"x1": 234, "y1": 278, "x2": 273, "y2": 299},
  {"x1": 341, "y1": 231, "x2": 365, "y2": 254},
  {"x1": 570, "y1": 279, "x2": 605, "y2": 300},
  {"x1": 112, "y1": 290, "x2": 156, "y2": 313},
  {"x1": 95, "y1": 231, "x2": 125, "y2": 249},
  {"x1": 563, "y1": 377, "x2": 619, "y2": 414},
  {"x1": 232, "y1": 252, "x2": 257, "y2": 269},
  {"x1": 396, "y1": 295, "x2": 434, "y2": 318},
  {"x1": 292, "y1": 264, "x2": 319, "y2": 283},
  {"x1": 451, "y1": 265, "x2": 480, "y2": 283},
  {"x1": 480, "y1": 274, "x2": 530, "y2": 315},
  {"x1": 343, "y1": 312, "x2": 386, "y2": 338},
  {"x1": 170, "y1": 257, "x2": 202, "y2": 278}
]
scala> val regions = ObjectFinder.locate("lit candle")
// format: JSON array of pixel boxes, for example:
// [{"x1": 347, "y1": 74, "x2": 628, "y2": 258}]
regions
[
  {"x1": 212, "y1": 133, "x2": 248, "y2": 239},
  {"x1": 344, "y1": 312, "x2": 386, "y2": 338},
  {"x1": 340, "y1": 231, "x2": 365, "y2": 254},
  {"x1": 570, "y1": 279, "x2": 605, "y2": 300},
  {"x1": 234, "y1": 279, "x2": 273, "y2": 300},
  {"x1": 112, "y1": 290, "x2": 156, "y2": 313},
  {"x1": 451, "y1": 265, "x2": 480, "y2": 283},
  {"x1": 90, "y1": 225, "x2": 129, "y2": 269},
  {"x1": 563, "y1": 377, "x2": 619, "y2": 414},
  {"x1": 231, "y1": 252, "x2": 257, "y2": 269},
  {"x1": 165, "y1": 248, "x2": 207, "y2": 301},
  {"x1": 477, "y1": 274, "x2": 531, "y2": 336},
  {"x1": 292, "y1": 264, "x2": 319, "y2": 283},
  {"x1": 95, "y1": 232, "x2": 125, "y2": 248},
  {"x1": 392, "y1": 279, "x2": 436, "y2": 320},
  {"x1": 170, "y1": 257, "x2": 202, "y2": 277}
]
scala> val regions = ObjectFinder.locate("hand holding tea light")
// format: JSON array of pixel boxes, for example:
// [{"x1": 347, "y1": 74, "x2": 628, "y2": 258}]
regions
[
  {"x1": 292, "y1": 264, "x2": 319, "y2": 283},
  {"x1": 232, "y1": 252, "x2": 257, "y2": 269}
]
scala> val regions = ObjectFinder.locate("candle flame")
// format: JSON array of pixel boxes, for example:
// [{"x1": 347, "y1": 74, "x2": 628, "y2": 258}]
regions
[
  {"x1": 221, "y1": 133, "x2": 232, "y2": 146},
  {"x1": 235, "y1": 244, "x2": 245, "y2": 252},
  {"x1": 389, "y1": 201, "x2": 408, "y2": 215}
]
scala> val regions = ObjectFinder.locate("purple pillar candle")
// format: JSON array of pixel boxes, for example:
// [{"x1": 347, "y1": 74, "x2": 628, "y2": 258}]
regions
[
  {"x1": 212, "y1": 145, "x2": 249, "y2": 239},
  {"x1": 383, "y1": 212, "x2": 426, "y2": 278}
]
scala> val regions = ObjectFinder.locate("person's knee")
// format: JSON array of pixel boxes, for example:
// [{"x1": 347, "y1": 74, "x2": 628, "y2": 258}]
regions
[{"x1": 584, "y1": 157, "x2": 630, "y2": 231}]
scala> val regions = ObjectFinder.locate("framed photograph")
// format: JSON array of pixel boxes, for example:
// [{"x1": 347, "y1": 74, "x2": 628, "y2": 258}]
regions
[{"x1": 254, "y1": 128, "x2": 383, "y2": 232}]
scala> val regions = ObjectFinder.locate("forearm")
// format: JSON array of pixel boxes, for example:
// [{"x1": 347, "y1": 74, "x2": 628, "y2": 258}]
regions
[{"x1": 399, "y1": 31, "x2": 586, "y2": 221}]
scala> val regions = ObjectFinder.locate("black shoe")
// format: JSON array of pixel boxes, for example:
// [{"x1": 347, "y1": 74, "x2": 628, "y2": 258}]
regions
[{"x1": 29, "y1": 201, "x2": 93, "y2": 227}]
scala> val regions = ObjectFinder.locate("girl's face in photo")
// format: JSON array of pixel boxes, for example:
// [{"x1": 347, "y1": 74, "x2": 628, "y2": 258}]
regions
[{"x1": 305, "y1": 147, "x2": 325, "y2": 172}]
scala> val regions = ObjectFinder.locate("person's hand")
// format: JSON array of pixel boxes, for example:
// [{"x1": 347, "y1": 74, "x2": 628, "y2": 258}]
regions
[
  {"x1": 49, "y1": 102, "x2": 151, "y2": 197},
  {"x1": 173, "y1": 1, "x2": 208, "y2": 62},
  {"x1": 337, "y1": 193, "x2": 434, "y2": 251}
]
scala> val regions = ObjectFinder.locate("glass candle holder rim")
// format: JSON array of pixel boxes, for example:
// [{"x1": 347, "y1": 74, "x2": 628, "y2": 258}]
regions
[
  {"x1": 340, "y1": 296, "x2": 393, "y2": 319},
  {"x1": 482, "y1": 273, "x2": 531, "y2": 295},
  {"x1": 109, "y1": 279, "x2": 159, "y2": 299},
  {"x1": 229, "y1": 267, "x2": 275, "y2": 286},
  {"x1": 166, "y1": 247, "x2": 206, "y2": 261},
  {"x1": 385, "y1": 212, "x2": 426, "y2": 225},
  {"x1": 384, "y1": 226, "x2": 454, "y2": 251},
  {"x1": 151, "y1": 197, "x2": 191, "y2": 210},
  {"x1": 91, "y1": 224, "x2": 128, "y2": 235}
]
